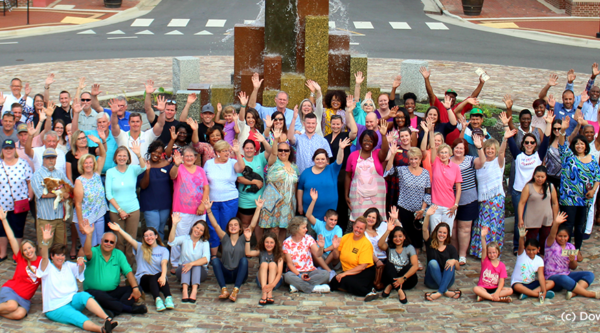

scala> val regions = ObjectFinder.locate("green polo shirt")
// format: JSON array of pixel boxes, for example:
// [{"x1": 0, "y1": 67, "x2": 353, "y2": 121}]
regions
[{"x1": 83, "y1": 246, "x2": 132, "y2": 291}]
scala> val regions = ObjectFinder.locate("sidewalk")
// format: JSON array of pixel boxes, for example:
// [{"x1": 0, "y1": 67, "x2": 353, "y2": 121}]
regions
[
  {"x1": 0, "y1": 0, "x2": 140, "y2": 32},
  {"x1": 439, "y1": 0, "x2": 600, "y2": 40}
]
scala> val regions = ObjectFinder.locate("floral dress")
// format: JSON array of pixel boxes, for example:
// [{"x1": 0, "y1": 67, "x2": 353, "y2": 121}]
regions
[
  {"x1": 74, "y1": 173, "x2": 108, "y2": 223},
  {"x1": 259, "y1": 159, "x2": 299, "y2": 229}
]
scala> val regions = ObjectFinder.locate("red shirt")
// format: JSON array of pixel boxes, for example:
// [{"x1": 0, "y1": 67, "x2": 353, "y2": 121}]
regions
[
  {"x1": 3, "y1": 251, "x2": 42, "y2": 300},
  {"x1": 432, "y1": 96, "x2": 473, "y2": 144}
]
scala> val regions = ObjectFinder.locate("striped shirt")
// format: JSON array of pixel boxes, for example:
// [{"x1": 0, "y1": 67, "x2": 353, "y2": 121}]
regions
[
  {"x1": 455, "y1": 155, "x2": 478, "y2": 205},
  {"x1": 31, "y1": 166, "x2": 73, "y2": 220}
]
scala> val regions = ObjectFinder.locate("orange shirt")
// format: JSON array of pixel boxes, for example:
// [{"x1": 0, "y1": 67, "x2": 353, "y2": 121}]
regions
[{"x1": 338, "y1": 233, "x2": 374, "y2": 272}]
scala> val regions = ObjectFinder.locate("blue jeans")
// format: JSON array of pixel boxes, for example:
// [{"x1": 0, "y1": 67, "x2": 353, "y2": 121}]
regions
[
  {"x1": 211, "y1": 257, "x2": 248, "y2": 289},
  {"x1": 143, "y1": 209, "x2": 171, "y2": 241},
  {"x1": 208, "y1": 199, "x2": 239, "y2": 248},
  {"x1": 511, "y1": 189, "x2": 524, "y2": 252},
  {"x1": 549, "y1": 271, "x2": 595, "y2": 292},
  {"x1": 424, "y1": 260, "x2": 455, "y2": 294}
]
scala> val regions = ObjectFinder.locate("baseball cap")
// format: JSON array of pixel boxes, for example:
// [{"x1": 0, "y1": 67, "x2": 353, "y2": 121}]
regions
[
  {"x1": 445, "y1": 89, "x2": 458, "y2": 97},
  {"x1": 470, "y1": 107, "x2": 484, "y2": 116},
  {"x1": 2, "y1": 139, "x2": 15, "y2": 149},
  {"x1": 202, "y1": 103, "x2": 215, "y2": 113},
  {"x1": 16, "y1": 123, "x2": 27, "y2": 133},
  {"x1": 42, "y1": 148, "x2": 58, "y2": 158}
]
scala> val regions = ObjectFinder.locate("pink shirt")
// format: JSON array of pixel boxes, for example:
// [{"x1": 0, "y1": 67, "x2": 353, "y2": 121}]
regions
[
  {"x1": 477, "y1": 257, "x2": 508, "y2": 289},
  {"x1": 346, "y1": 149, "x2": 384, "y2": 177},
  {"x1": 431, "y1": 157, "x2": 462, "y2": 207},
  {"x1": 172, "y1": 165, "x2": 208, "y2": 214}
]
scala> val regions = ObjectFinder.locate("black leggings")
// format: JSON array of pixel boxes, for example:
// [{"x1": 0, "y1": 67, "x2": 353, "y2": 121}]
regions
[
  {"x1": 398, "y1": 205, "x2": 423, "y2": 249},
  {"x1": 140, "y1": 272, "x2": 171, "y2": 300},
  {"x1": 329, "y1": 265, "x2": 376, "y2": 296},
  {"x1": 381, "y1": 261, "x2": 418, "y2": 291}
]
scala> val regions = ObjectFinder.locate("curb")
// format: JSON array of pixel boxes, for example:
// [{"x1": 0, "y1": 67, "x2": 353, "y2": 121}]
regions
[
  {"x1": 427, "y1": 0, "x2": 600, "y2": 49},
  {"x1": 0, "y1": 0, "x2": 161, "y2": 40}
]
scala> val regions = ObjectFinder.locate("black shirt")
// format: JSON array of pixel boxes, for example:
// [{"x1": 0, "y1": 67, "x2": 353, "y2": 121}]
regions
[
  {"x1": 66, "y1": 149, "x2": 97, "y2": 182},
  {"x1": 150, "y1": 117, "x2": 180, "y2": 146},
  {"x1": 53, "y1": 106, "x2": 72, "y2": 125},
  {"x1": 425, "y1": 238, "x2": 458, "y2": 268},
  {"x1": 198, "y1": 122, "x2": 224, "y2": 143},
  {"x1": 325, "y1": 131, "x2": 351, "y2": 170}
]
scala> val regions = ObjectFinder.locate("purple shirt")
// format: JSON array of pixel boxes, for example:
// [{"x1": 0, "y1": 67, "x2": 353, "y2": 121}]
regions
[
  {"x1": 544, "y1": 240, "x2": 575, "y2": 277},
  {"x1": 374, "y1": 110, "x2": 394, "y2": 122},
  {"x1": 352, "y1": 124, "x2": 382, "y2": 153}
]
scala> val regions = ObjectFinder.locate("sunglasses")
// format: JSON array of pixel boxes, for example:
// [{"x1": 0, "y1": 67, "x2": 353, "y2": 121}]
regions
[
  {"x1": 553, "y1": 128, "x2": 561, "y2": 131},
  {"x1": 278, "y1": 149, "x2": 290, "y2": 153},
  {"x1": 274, "y1": 118, "x2": 284, "y2": 121},
  {"x1": 103, "y1": 239, "x2": 115, "y2": 244},
  {"x1": 364, "y1": 103, "x2": 374, "y2": 107},
  {"x1": 524, "y1": 141, "x2": 536, "y2": 145},
  {"x1": 80, "y1": 99, "x2": 91, "y2": 102},
  {"x1": 166, "y1": 100, "x2": 177, "y2": 104}
]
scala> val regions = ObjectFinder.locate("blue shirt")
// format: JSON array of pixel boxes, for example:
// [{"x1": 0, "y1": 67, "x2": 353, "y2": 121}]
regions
[
  {"x1": 254, "y1": 103, "x2": 303, "y2": 133},
  {"x1": 137, "y1": 164, "x2": 174, "y2": 211},
  {"x1": 105, "y1": 164, "x2": 146, "y2": 213},
  {"x1": 298, "y1": 161, "x2": 342, "y2": 220},
  {"x1": 84, "y1": 129, "x2": 118, "y2": 174},
  {"x1": 293, "y1": 133, "x2": 332, "y2": 174},
  {"x1": 31, "y1": 166, "x2": 73, "y2": 220},
  {"x1": 566, "y1": 80, "x2": 598, "y2": 122},
  {"x1": 311, "y1": 218, "x2": 342, "y2": 255},
  {"x1": 104, "y1": 108, "x2": 131, "y2": 132}
]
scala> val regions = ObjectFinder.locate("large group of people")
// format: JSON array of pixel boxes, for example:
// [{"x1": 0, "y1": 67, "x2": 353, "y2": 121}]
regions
[{"x1": 0, "y1": 65, "x2": 599, "y2": 330}]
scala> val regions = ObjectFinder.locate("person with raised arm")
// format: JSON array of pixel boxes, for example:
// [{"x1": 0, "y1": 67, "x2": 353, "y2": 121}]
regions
[
  {"x1": 37, "y1": 224, "x2": 117, "y2": 332},
  {"x1": 236, "y1": 91, "x2": 265, "y2": 151},
  {"x1": 473, "y1": 226, "x2": 513, "y2": 303},
  {"x1": 306, "y1": 189, "x2": 343, "y2": 268},
  {"x1": 298, "y1": 80, "x2": 324, "y2": 135},
  {"x1": 0, "y1": 207, "x2": 40, "y2": 320},
  {"x1": 144, "y1": 80, "x2": 195, "y2": 145},
  {"x1": 108, "y1": 222, "x2": 172, "y2": 312}
]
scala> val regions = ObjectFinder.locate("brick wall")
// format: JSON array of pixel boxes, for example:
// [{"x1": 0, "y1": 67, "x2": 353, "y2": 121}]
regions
[
  {"x1": 566, "y1": 0, "x2": 600, "y2": 16},
  {"x1": 545, "y1": 0, "x2": 567, "y2": 9}
]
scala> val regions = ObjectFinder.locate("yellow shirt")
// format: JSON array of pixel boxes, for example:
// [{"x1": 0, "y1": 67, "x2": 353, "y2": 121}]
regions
[{"x1": 338, "y1": 233, "x2": 374, "y2": 272}]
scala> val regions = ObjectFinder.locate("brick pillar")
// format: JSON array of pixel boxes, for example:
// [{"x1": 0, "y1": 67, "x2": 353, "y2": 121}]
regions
[
  {"x1": 328, "y1": 31, "x2": 350, "y2": 89},
  {"x1": 264, "y1": 55, "x2": 282, "y2": 90},
  {"x1": 296, "y1": 0, "x2": 329, "y2": 73},
  {"x1": 281, "y1": 73, "x2": 307, "y2": 109},
  {"x1": 186, "y1": 83, "x2": 211, "y2": 107},
  {"x1": 234, "y1": 25, "x2": 265, "y2": 95}
]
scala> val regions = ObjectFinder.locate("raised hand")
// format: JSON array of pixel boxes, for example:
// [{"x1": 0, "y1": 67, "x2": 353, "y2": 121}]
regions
[
  {"x1": 317, "y1": 234, "x2": 326, "y2": 248},
  {"x1": 420, "y1": 120, "x2": 429, "y2": 133},
  {"x1": 547, "y1": 94, "x2": 555, "y2": 108},
  {"x1": 173, "y1": 150, "x2": 183, "y2": 165},
  {"x1": 42, "y1": 224, "x2": 54, "y2": 242},
  {"x1": 202, "y1": 198, "x2": 213, "y2": 211},
  {"x1": 79, "y1": 219, "x2": 94, "y2": 236},
  {"x1": 419, "y1": 66, "x2": 430, "y2": 79},
  {"x1": 90, "y1": 83, "x2": 102, "y2": 97},
  {"x1": 442, "y1": 94, "x2": 453, "y2": 109},
  {"x1": 310, "y1": 188, "x2": 318, "y2": 201},
  {"x1": 365, "y1": 91, "x2": 373, "y2": 101},
  {"x1": 232, "y1": 140, "x2": 240, "y2": 154},
  {"x1": 217, "y1": 103, "x2": 222, "y2": 114},
  {"x1": 561, "y1": 116, "x2": 570, "y2": 130},
  {"x1": 504, "y1": 129, "x2": 517, "y2": 139},
  {"x1": 346, "y1": 94, "x2": 355, "y2": 111},
  {"x1": 169, "y1": 126, "x2": 177, "y2": 142},
  {"x1": 338, "y1": 137, "x2": 352, "y2": 150},
  {"x1": 331, "y1": 235, "x2": 340, "y2": 249},
  {"x1": 312, "y1": 80, "x2": 322, "y2": 92},
  {"x1": 0, "y1": 92, "x2": 5, "y2": 106},
  {"x1": 426, "y1": 204, "x2": 438, "y2": 216},
  {"x1": 24, "y1": 83, "x2": 31, "y2": 96},
  {"x1": 154, "y1": 95, "x2": 166, "y2": 111},
  {"x1": 87, "y1": 135, "x2": 101, "y2": 145},
  {"x1": 293, "y1": 104, "x2": 299, "y2": 119},
  {"x1": 130, "y1": 141, "x2": 141, "y2": 157},
  {"x1": 108, "y1": 98, "x2": 120, "y2": 113},
  {"x1": 107, "y1": 222, "x2": 122, "y2": 233},
  {"x1": 272, "y1": 128, "x2": 282, "y2": 140},
  {"x1": 466, "y1": 97, "x2": 479, "y2": 106},
  {"x1": 238, "y1": 91, "x2": 248, "y2": 106},
  {"x1": 255, "y1": 196, "x2": 265, "y2": 209},
  {"x1": 26, "y1": 121, "x2": 37, "y2": 136},
  {"x1": 389, "y1": 140, "x2": 398, "y2": 155},
  {"x1": 481, "y1": 226, "x2": 488, "y2": 238},
  {"x1": 567, "y1": 69, "x2": 576, "y2": 84},
  {"x1": 78, "y1": 77, "x2": 86, "y2": 90},
  {"x1": 548, "y1": 73, "x2": 559, "y2": 86},
  {"x1": 254, "y1": 131, "x2": 266, "y2": 144},
  {"x1": 45, "y1": 73, "x2": 55, "y2": 87},
  {"x1": 187, "y1": 93, "x2": 197, "y2": 104},
  {"x1": 502, "y1": 94, "x2": 512, "y2": 109},
  {"x1": 379, "y1": 118, "x2": 388, "y2": 135},
  {"x1": 144, "y1": 79, "x2": 155, "y2": 94},
  {"x1": 518, "y1": 225, "x2": 526, "y2": 238},
  {"x1": 388, "y1": 206, "x2": 399, "y2": 222},
  {"x1": 555, "y1": 211, "x2": 568, "y2": 224},
  {"x1": 172, "y1": 212, "x2": 181, "y2": 225},
  {"x1": 354, "y1": 71, "x2": 364, "y2": 85},
  {"x1": 392, "y1": 75, "x2": 402, "y2": 89},
  {"x1": 499, "y1": 111, "x2": 510, "y2": 126},
  {"x1": 593, "y1": 63, "x2": 600, "y2": 77},
  {"x1": 244, "y1": 228, "x2": 252, "y2": 240},
  {"x1": 581, "y1": 90, "x2": 590, "y2": 103},
  {"x1": 77, "y1": 256, "x2": 86, "y2": 266},
  {"x1": 473, "y1": 134, "x2": 483, "y2": 149},
  {"x1": 544, "y1": 110, "x2": 555, "y2": 124},
  {"x1": 264, "y1": 115, "x2": 273, "y2": 129},
  {"x1": 305, "y1": 80, "x2": 315, "y2": 93},
  {"x1": 252, "y1": 72, "x2": 263, "y2": 89}
]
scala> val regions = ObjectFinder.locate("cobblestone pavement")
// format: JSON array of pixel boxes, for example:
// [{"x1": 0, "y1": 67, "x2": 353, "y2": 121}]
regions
[
  {"x1": 0, "y1": 56, "x2": 592, "y2": 109},
  {"x1": 0, "y1": 214, "x2": 599, "y2": 332}
]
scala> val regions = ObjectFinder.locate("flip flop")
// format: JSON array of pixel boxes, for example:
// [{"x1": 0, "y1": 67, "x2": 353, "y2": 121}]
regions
[
  {"x1": 424, "y1": 292, "x2": 433, "y2": 301},
  {"x1": 452, "y1": 290, "x2": 462, "y2": 299},
  {"x1": 258, "y1": 298, "x2": 268, "y2": 306},
  {"x1": 266, "y1": 298, "x2": 274, "y2": 304}
]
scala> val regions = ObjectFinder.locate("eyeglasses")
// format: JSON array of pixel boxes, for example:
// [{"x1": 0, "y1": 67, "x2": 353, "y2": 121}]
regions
[
  {"x1": 553, "y1": 128, "x2": 561, "y2": 131},
  {"x1": 103, "y1": 239, "x2": 115, "y2": 244},
  {"x1": 274, "y1": 118, "x2": 284, "y2": 121},
  {"x1": 278, "y1": 149, "x2": 290, "y2": 153},
  {"x1": 396, "y1": 116, "x2": 406, "y2": 120},
  {"x1": 77, "y1": 137, "x2": 87, "y2": 141},
  {"x1": 80, "y1": 99, "x2": 91, "y2": 102},
  {"x1": 524, "y1": 141, "x2": 536, "y2": 145}
]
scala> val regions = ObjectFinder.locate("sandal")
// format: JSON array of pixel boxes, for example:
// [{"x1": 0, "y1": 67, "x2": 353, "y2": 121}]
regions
[
  {"x1": 229, "y1": 287, "x2": 239, "y2": 302},
  {"x1": 218, "y1": 287, "x2": 230, "y2": 299},
  {"x1": 424, "y1": 292, "x2": 433, "y2": 301},
  {"x1": 170, "y1": 268, "x2": 177, "y2": 275},
  {"x1": 102, "y1": 318, "x2": 118, "y2": 333},
  {"x1": 459, "y1": 257, "x2": 467, "y2": 266},
  {"x1": 417, "y1": 261, "x2": 424, "y2": 271},
  {"x1": 452, "y1": 290, "x2": 462, "y2": 299},
  {"x1": 266, "y1": 298, "x2": 274, "y2": 304},
  {"x1": 258, "y1": 298, "x2": 268, "y2": 306}
]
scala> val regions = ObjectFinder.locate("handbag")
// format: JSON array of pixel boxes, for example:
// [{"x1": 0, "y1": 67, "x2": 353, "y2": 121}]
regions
[
  {"x1": 373, "y1": 264, "x2": 385, "y2": 291},
  {"x1": 1, "y1": 161, "x2": 30, "y2": 214}
]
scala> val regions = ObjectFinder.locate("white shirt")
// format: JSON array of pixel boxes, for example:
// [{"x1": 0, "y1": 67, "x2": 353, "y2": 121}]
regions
[
  {"x1": 365, "y1": 223, "x2": 389, "y2": 259},
  {"x1": 168, "y1": 235, "x2": 210, "y2": 268},
  {"x1": 115, "y1": 128, "x2": 158, "y2": 165},
  {"x1": 510, "y1": 252, "x2": 544, "y2": 286},
  {"x1": 204, "y1": 158, "x2": 239, "y2": 202},
  {"x1": 37, "y1": 261, "x2": 85, "y2": 313},
  {"x1": 32, "y1": 145, "x2": 67, "y2": 174},
  {"x1": 2, "y1": 92, "x2": 33, "y2": 122}
]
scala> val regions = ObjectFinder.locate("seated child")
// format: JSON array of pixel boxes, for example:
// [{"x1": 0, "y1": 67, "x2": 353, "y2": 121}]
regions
[
  {"x1": 306, "y1": 188, "x2": 342, "y2": 270},
  {"x1": 473, "y1": 226, "x2": 513, "y2": 302}
]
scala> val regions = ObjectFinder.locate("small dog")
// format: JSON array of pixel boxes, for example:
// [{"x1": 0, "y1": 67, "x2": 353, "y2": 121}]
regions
[
  {"x1": 241, "y1": 166, "x2": 263, "y2": 193},
  {"x1": 42, "y1": 178, "x2": 74, "y2": 221}
]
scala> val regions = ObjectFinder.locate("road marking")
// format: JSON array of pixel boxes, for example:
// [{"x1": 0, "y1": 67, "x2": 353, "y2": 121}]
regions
[
  {"x1": 329, "y1": 21, "x2": 336, "y2": 29},
  {"x1": 389, "y1": 22, "x2": 411, "y2": 29},
  {"x1": 53, "y1": 5, "x2": 75, "y2": 9},
  {"x1": 479, "y1": 22, "x2": 519, "y2": 28},
  {"x1": 426, "y1": 22, "x2": 449, "y2": 30},
  {"x1": 136, "y1": 30, "x2": 154, "y2": 35},
  {"x1": 350, "y1": 42, "x2": 359, "y2": 45},
  {"x1": 195, "y1": 30, "x2": 213, "y2": 35},
  {"x1": 165, "y1": 30, "x2": 184, "y2": 35},
  {"x1": 107, "y1": 36, "x2": 137, "y2": 40},
  {"x1": 107, "y1": 30, "x2": 126, "y2": 34},
  {"x1": 353, "y1": 21, "x2": 374, "y2": 29},
  {"x1": 62, "y1": 16, "x2": 101, "y2": 24},
  {"x1": 244, "y1": 20, "x2": 255, "y2": 24},
  {"x1": 131, "y1": 18, "x2": 154, "y2": 27},
  {"x1": 77, "y1": 29, "x2": 96, "y2": 34},
  {"x1": 168, "y1": 19, "x2": 190, "y2": 27},
  {"x1": 206, "y1": 19, "x2": 226, "y2": 27},
  {"x1": 0, "y1": 41, "x2": 18, "y2": 44}
]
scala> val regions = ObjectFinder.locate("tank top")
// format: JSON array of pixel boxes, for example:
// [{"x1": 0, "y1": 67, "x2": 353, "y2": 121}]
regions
[{"x1": 523, "y1": 183, "x2": 555, "y2": 228}]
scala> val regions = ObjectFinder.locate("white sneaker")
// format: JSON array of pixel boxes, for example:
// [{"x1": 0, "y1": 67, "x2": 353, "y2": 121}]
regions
[
  {"x1": 364, "y1": 289, "x2": 379, "y2": 302},
  {"x1": 289, "y1": 285, "x2": 298, "y2": 293},
  {"x1": 312, "y1": 284, "x2": 331, "y2": 294}
]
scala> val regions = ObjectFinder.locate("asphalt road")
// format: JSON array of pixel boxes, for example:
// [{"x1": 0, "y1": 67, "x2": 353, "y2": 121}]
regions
[{"x1": 0, "y1": 0, "x2": 596, "y2": 72}]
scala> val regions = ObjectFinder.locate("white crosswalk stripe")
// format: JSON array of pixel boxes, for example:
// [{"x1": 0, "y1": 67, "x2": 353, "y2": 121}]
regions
[
  {"x1": 168, "y1": 19, "x2": 190, "y2": 27},
  {"x1": 165, "y1": 30, "x2": 184, "y2": 35},
  {"x1": 78, "y1": 29, "x2": 96, "y2": 34},
  {"x1": 426, "y1": 22, "x2": 449, "y2": 30},
  {"x1": 244, "y1": 20, "x2": 255, "y2": 24},
  {"x1": 195, "y1": 30, "x2": 213, "y2": 35},
  {"x1": 206, "y1": 19, "x2": 227, "y2": 27},
  {"x1": 136, "y1": 30, "x2": 154, "y2": 35},
  {"x1": 131, "y1": 19, "x2": 154, "y2": 27},
  {"x1": 353, "y1": 21, "x2": 373, "y2": 29},
  {"x1": 107, "y1": 30, "x2": 125, "y2": 35},
  {"x1": 389, "y1": 22, "x2": 411, "y2": 30}
]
